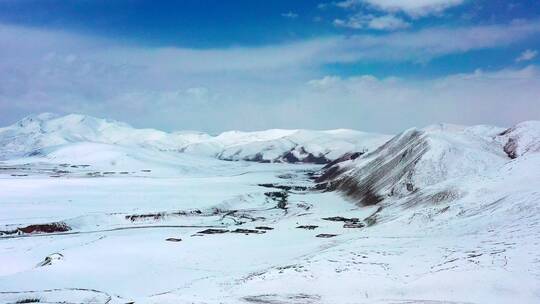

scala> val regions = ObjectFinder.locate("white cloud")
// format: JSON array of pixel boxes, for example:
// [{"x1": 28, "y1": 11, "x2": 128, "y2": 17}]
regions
[
  {"x1": 298, "y1": 66, "x2": 540, "y2": 132},
  {"x1": 335, "y1": 14, "x2": 410, "y2": 30},
  {"x1": 516, "y1": 49, "x2": 538, "y2": 62},
  {"x1": 334, "y1": 0, "x2": 464, "y2": 17},
  {"x1": 368, "y1": 15, "x2": 410, "y2": 30},
  {"x1": 281, "y1": 11, "x2": 298, "y2": 19},
  {"x1": 1, "y1": 22, "x2": 539, "y2": 132},
  {"x1": 307, "y1": 75, "x2": 343, "y2": 88},
  {"x1": 335, "y1": 0, "x2": 361, "y2": 8},
  {"x1": 335, "y1": 21, "x2": 540, "y2": 63}
]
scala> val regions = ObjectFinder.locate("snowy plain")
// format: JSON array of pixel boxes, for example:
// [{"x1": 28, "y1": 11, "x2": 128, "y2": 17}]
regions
[{"x1": 0, "y1": 114, "x2": 539, "y2": 304}]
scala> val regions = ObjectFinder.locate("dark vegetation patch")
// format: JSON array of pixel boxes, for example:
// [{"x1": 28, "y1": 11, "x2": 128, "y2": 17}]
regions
[
  {"x1": 86, "y1": 172, "x2": 102, "y2": 177},
  {"x1": 322, "y1": 216, "x2": 360, "y2": 223},
  {"x1": 343, "y1": 222, "x2": 364, "y2": 228},
  {"x1": 264, "y1": 191, "x2": 289, "y2": 209},
  {"x1": 315, "y1": 234, "x2": 338, "y2": 238},
  {"x1": 193, "y1": 228, "x2": 268, "y2": 236},
  {"x1": 16, "y1": 299, "x2": 41, "y2": 303},
  {"x1": 230, "y1": 228, "x2": 266, "y2": 235},
  {"x1": 255, "y1": 226, "x2": 274, "y2": 230},
  {"x1": 277, "y1": 173, "x2": 295, "y2": 179},
  {"x1": 258, "y1": 183, "x2": 309, "y2": 192},
  {"x1": 165, "y1": 238, "x2": 182, "y2": 242},
  {"x1": 126, "y1": 212, "x2": 165, "y2": 222},
  {"x1": 196, "y1": 228, "x2": 229, "y2": 235},
  {"x1": 125, "y1": 207, "x2": 267, "y2": 226},
  {"x1": 221, "y1": 210, "x2": 266, "y2": 224},
  {"x1": 69, "y1": 165, "x2": 90, "y2": 168},
  {"x1": 125, "y1": 209, "x2": 203, "y2": 222},
  {"x1": 296, "y1": 225, "x2": 318, "y2": 230},
  {"x1": 243, "y1": 293, "x2": 321, "y2": 304},
  {"x1": 1, "y1": 222, "x2": 70, "y2": 236}
]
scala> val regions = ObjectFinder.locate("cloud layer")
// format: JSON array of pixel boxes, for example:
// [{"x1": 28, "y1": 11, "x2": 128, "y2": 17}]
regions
[
  {"x1": 516, "y1": 49, "x2": 538, "y2": 62},
  {"x1": 334, "y1": 0, "x2": 465, "y2": 17},
  {"x1": 0, "y1": 21, "x2": 539, "y2": 132}
]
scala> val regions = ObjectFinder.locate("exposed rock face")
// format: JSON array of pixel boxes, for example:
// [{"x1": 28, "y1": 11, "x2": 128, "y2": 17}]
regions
[
  {"x1": 503, "y1": 138, "x2": 518, "y2": 159},
  {"x1": 37, "y1": 253, "x2": 64, "y2": 267},
  {"x1": 322, "y1": 151, "x2": 363, "y2": 169},
  {"x1": 498, "y1": 121, "x2": 540, "y2": 159}
]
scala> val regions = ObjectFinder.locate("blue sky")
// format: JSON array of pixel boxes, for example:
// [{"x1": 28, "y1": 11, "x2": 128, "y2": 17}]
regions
[{"x1": 0, "y1": 0, "x2": 539, "y2": 132}]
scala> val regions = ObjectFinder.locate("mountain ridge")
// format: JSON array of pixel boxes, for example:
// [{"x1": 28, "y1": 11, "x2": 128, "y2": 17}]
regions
[{"x1": 0, "y1": 113, "x2": 392, "y2": 164}]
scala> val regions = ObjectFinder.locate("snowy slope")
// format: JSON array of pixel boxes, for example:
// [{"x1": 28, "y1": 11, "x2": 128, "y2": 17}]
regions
[
  {"x1": 0, "y1": 113, "x2": 391, "y2": 164},
  {"x1": 316, "y1": 121, "x2": 540, "y2": 226},
  {"x1": 317, "y1": 123, "x2": 510, "y2": 205}
]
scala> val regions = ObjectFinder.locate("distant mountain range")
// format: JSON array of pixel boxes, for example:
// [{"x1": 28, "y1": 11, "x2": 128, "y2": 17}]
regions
[{"x1": 0, "y1": 113, "x2": 391, "y2": 164}]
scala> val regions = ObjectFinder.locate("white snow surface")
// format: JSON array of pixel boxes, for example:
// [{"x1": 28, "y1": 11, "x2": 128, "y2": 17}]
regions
[{"x1": 0, "y1": 116, "x2": 539, "y2": 304}]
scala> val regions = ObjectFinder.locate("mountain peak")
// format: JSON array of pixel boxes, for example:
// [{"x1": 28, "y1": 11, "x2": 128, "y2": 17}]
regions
[{"x1": 17, "y1": 112, "x2": 59, "y2": 127}]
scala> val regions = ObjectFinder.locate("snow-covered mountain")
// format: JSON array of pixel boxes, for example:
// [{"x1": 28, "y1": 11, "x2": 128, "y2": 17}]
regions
[
  {"x1": 316, "y1": 121, "x2": 540, "y2": 228},
  {"x1": 0, "y1": 113, "x2": 391, "y2": 164}
]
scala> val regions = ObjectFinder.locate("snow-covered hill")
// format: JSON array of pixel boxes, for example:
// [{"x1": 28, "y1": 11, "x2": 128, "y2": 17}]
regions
[
  {"x1": 316, "y1": 123, "x2": 508, "y2": 203},
  {"x1": 316, "y1": 121, "x2": 540, "y2": 226},
  {"x1": 0, "y1": 113, "x2": 391, "y2": 164}
]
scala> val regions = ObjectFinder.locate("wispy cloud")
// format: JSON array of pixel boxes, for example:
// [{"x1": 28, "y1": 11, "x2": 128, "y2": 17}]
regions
[
  {"x1": 281, "y1": 11, "x2": 299, "y2": 19},
  {"x1": 4, "y1": 20, "x2": 537, "y2": 75},
  {"x1": 332, "y1": 0, "x2": 464, "y2": 17},
  {"x1": 334, "y1": 14, "x2": 410, "y2": 30},
  {"x1": 516, "y1": 49, "x2": 538, "y2": 62}
]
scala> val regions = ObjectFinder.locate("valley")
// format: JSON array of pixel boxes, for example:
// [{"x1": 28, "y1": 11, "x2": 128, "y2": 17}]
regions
[{"x1": 0, "y1": 114, "x2": 539, "y2": 304}]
